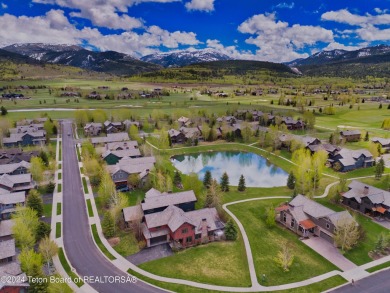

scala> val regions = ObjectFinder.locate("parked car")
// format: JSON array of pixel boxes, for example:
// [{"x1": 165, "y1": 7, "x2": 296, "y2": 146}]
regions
[{"x1": 116, "y1": 185, "x2": 130, "y2": 192}]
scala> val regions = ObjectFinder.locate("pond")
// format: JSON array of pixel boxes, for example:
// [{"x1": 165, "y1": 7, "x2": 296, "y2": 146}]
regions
[{"x1": 171, "y1": 151, "x2": 288, "y2": 188}]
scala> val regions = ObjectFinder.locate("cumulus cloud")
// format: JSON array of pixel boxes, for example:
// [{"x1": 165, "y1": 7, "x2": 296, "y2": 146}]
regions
[
  {"x1": 237, "y1": 13, "x2": 333, "y2": 62},
  {"x1": 1, "y1": 3, "x2": 7, "y2": 9},
  {"x1": 374, "y1": 8, "x2": 389, "y2": 14},
  {"x1": 0, "y1": 10, "x2": 200, "y2": 57},
  {"x1": 185, "y1": 0, "x2": 215, "y2": 12},
  {"x1": 32, "y1": 0, "x2": 180, "y2": 30},
  {"x1": 321, "y1": 9, "x2": 390, "y2": 42},
  {"x1": 322, "y1": 42, "x2": 365, "y2": 51}
]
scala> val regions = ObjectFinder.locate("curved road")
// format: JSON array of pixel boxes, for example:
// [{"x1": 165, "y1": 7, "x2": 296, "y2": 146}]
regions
[{"x1": 61, "y1": 121, "x2": 164, "y2": 293}]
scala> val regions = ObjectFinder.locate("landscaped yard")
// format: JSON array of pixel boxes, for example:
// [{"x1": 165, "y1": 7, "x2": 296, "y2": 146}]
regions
[
  {"x1": 43, "y1": 203, "x2": 52, "y2": 217},
  {"x1": 112, "y1": 231, "x2": 139, "y2": 257},
  {"x1": 228, "y1": 199, "x2": 338, "y2": 286},
  {"x1": 317, "y1": 199, "x2": 390, "y2": 265},
  {"x1": 139, "y1": 240, "x2": 251, "y2": 287}
]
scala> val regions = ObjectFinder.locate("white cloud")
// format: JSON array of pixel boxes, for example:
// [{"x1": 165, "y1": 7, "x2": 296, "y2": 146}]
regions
[
  {"x1": 237, "y1": 13, "x2": 333, "y2": 62},
  {"x1": 32, "y1": 0, "x2": 180, "y2": 30},
  {"x1": 321, "y1": 9, "x2": 390, "y2": 42},
  {"x1": 274, "y1": 2, "x2": 295, "y2": 9},
  {"x1": 185, "y1": 0, "x2": 214, "y2": 12},
  {"x1": 322, "y1": 42, "x2": 364, "y2": 51},
  {"x1": 321, "y1": 9, "x2": 390, "y2": 26},
  {"x1": 0, "y1": 10, "x2": 200, "y2": 57},
  {"x1": 374, "y1": 8, "x2": 389, "y2": 14},
  {"x1": 1, "y1": 3, "x2": 7, "y2": 9}
]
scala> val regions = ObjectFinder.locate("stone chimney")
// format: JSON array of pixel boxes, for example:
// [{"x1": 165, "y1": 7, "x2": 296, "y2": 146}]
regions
[
  {"x1": 363, "y1": 186, "x2": 369, "y2": 195},
  {"x1": 201, "y1": 218, "x2": 209, "y2": 243}
]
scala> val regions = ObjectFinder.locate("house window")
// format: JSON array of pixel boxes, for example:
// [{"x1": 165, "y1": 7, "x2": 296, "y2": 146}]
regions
[
  {"x1": 186, "y1": 236, "x2": 192, "y2": 243},
  {"x1": 283, "y1": 213, "x2": 287, "y2": 223},
  {"x1": 326, "y1": 223, "x2": 330, "y2": 229},
  {"x1": 182, "y1": 228, "x2": 188, "y2": 234},
  {"x1": 291, "y1": 219, "x2": 295, "y2": 228},
  {"x1": 195, "y1": 234, "x2": 201, "y2": 239}
]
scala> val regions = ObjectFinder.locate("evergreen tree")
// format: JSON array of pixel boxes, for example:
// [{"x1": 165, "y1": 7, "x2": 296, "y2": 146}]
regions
[
  {"x1": 173, "y1": 171, "x2": 182, "y2": 186},
  {"x1": 220, "y1": 172, "x2": 230, "y2": 192},
  {"x1": 0, "y1": 106, "x2": 7, "y2": 116},
  {"x1": 224, "y1": 219, "x2": 237, "y2": 240},
  {"x1": 375, "y1": 157, "x2": 385, "y2": 179},
  {"x1": 203, "y1": 170, "x2": 212, "y2": 188},
  {"x1": 168, "y1": 134, "x2": 172, "y2": 147},
  {"x1": 265, "y1": 206, "x2": 276, "y2": 228},
  {"x1": 36, "y1": 222, "x2": 51, "y2": 242},
  {"x1": 379, "y1": 103, "x2": 383, "y2": 109},
  {"x1": 287, "y1": 171, "x2": 296, "y2": 189},
  {"x1": 26, "y1": 190, "x2": 44, "y2": 218},
  {"x1": 102, "y1": 212, "x2": 115, "y2": 238},
  {"x1": 364, "y1": 131, "x2": 369, "y2": 141},
  {"x1": 237, "y1": 175, "x2": 246, "y2": 192},
  {"x1": 38, "y1": 151, "x2": 49, "y2": 167}
]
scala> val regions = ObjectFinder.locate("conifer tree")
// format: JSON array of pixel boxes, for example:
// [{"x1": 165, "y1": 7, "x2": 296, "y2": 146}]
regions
[
  {"x1": 237, "y1": 175, "x2": 246, "y2": 192},
  {"x1": 203, "y1": 170, "x2": 212, "y2": 188},
  {"x1": 225, "y1": 219, "x2": 237, "y2": 240},
  {"x1": 287, "y1": 171, "x2": 295, "y2": 189},
  {"x1": 26, "y1": 190, "x2": 44, "y2": 218},
  {"x1": 220, "y1": 172, "x2": 230, "y2": 192}
]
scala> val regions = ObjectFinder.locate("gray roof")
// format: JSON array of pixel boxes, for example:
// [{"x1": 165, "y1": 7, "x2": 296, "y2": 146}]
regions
[
  {"x1": 0, "y1": 262, "x2": 28, "y2": 288},
  {"x1": 3, "y1": 131, "x2": 46, "y2": 144},
  {"x1": 102, "y1": 149, "x2": 141, "y2": 160},
  {"x1": 141, "y1": 189, "x2": 197, "y2": 211},
  {"x1": 84, "y1": 122, "x2": 102, "y2": 129},
  {"x1": 91, "y1": 132, "x2": 129, "y2": 144},
  {"x1": 337, "y1": 148, "x2": 373, "y2": 167},
  {"x1": 0, "y1": 239, "x2": 15, "y2": 260},
  {"x1": 0, "y1": 219, "x2": 14, "y2": 238},
  {"x1": 168, "y1": 129, "x2": 181, "y2": 138},
  {"x1": 0, "y1": 161, "x2": 30, "y2": 175},
  {"x1": 372, "y1": 137, "x2": 390, "y2": 146},
  {"x1": 106, "y1": 156, "x2": 156, "y2": 178},
  {"x1": 341, "y1": 130, "x2": 361, "y2": 136},
  {"x1": 123, "y1": 205, "x2": 143, "y2": 222},
  {"x1": 0, "y1": 174, "x2": 33, "y2": 188},
  {"x1": 289, "y1": 194, "x2": 355, "y2": 225},
  {"x1": 0, "y1": 191, "x2": 25, "y2": 205},
  {"x1": 144, "y1": 205, "x2": 221, "y2": 233},
  {"x1": 343, "y1": 180, "x2": 390, "y2": 207}
]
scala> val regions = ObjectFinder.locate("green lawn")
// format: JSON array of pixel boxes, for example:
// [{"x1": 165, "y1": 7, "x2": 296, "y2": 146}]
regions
[
  {"x1": 59, "y1": 141, "x2": 62, "y2": 161},
  {"x1": 86, "y1": 199, "x2": 94, "y2": 217},
  {"x1": 58, "y1": 163, "x2": 62, "y2": 170},
  {"x1": 56, "y1": 202, "x2": 62, "y2": 216},
  {"x1": 91, "y1": 224, "x2": 116, "y2": 260},
  {"x1": 222, "y1": 186, "x2": 291, "y2": 204},
  {"x1": 112, "y1": 231, "x2": 140, "y2": 257},
  {"x1": 125, "y1": 190, "x2": 146, "y2": 206},
  {"x1": 57, "y1": 183, "x2": 62, "y2": 193},
  {"x1": 58, "y1": 248, "x2": 84, "y2": 287},
  {"x1": 76, "y1": 147, "x2": 81, "y2": 162},
  {"x1": 128, "y1": 269, "x2": 346, "y2": 293},
  {"x1": 80, "y1": 167, "x2": 84, "y2": 174},
  {"x1": 56, "y1": 222, "x2": 61, "y2": 238},
  {"x1": 58, "y1": 172, "x2": 62, "y2": 180},
  {"x1": 366, "y1": 261, "x2": 390, "y2": 273},
  {"x1": 228, "y1": 199, "x2": 338, "y2": 286},
  {"x1": 82, "y1": 177, "x2": 88, "y2": 194},
  {"x1": 317, "y1": 199, "x2": 390, "y2": 265},
  {"x1": 139, "y1": 240, "x2": 251, "y2": 287},
  {"x1": 43, "y1": 203, "x2": 52, "y2": 217}
]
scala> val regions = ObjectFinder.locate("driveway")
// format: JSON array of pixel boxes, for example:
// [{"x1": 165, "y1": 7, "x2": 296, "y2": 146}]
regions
[
  {"x1": 301, "y1": 237, "x2": 357, "y2": 271},
  {"x1": 127, "y1": 243, "x2": 173, "y2": 265}
]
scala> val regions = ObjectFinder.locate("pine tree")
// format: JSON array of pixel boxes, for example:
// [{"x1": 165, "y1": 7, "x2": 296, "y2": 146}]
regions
[
  {"x1": 364, "y1": 131, "x2": 369, "y2": 141},
  {"x1": 379, "y1": 103, "x2": 383, "y2": 109},
  {"x1": 220, "y1": 172, "x2": 230, "y2": 192},
  {"x1": 0, "y1": 106, "x2": 7, "y2": 116},
  {"x1": 225, "y1": 219, "x2": 237, "y2": 240},
  {"x1": 102, "y1": 212, "x2": 115, "y2": 238},
  {"x1": 203, "y1": 170, "x2": 212, "y2": 188},
  {"x1": 376, "y1": 157, "x2": 385, "y2": 179},
  {"x1": 36, "y1": 222, "x2": 51, "y2": 242},
  {"x1": 287, "y1": 171, "x2": 295, "y2": 189},
  {"x1": 173, "y1": 171, "x2": 182, "y2": 186},
  {"x1": 237, "y1": 175, "x2": 246, "y2": 192},
  {"x1": 26, "y1": 190, "x2": 44, "y2": 218}
]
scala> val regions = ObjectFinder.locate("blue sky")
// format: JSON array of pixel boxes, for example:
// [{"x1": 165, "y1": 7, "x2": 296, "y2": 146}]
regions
[{"x1": 1, "y1": 0, "x2": 390, "y2": 62}]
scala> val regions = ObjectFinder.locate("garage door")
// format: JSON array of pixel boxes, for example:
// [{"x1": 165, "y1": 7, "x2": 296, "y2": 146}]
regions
[
  {"x1": 150, "y1": 235, "x2": 167, "y2": 246},
  {"x1": 320, "y1": 231, "x2": 333, "y2": 243}
]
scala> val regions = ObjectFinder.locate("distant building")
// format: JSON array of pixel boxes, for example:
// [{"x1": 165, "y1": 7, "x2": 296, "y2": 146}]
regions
[
  {"x1": 340, "y1": 130, "x2": 361, "y2": 142},
  {"x1": 329, "y1": 148, "x2": 374, "y2": 172},
  {"x1": 84, "y1": 123, "x2": 103, "y2": 137},
  {"x1": 91, "y1": 133, "x2": 130, "y2": 146},
  {"x1": 372, "y1": 137, "x2": 390, "y2": 153},
  {"x1": 0, "y1": 192, "x2": 25, "y2": 220}
]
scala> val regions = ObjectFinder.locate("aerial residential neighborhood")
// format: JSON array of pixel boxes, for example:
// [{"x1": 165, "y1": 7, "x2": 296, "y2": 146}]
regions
[{"x1": 2, "y1": 1, "x2": 390, "y2": 293}]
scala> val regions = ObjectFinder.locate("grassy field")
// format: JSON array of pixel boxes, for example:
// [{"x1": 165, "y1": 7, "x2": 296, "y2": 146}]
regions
[
  {"x1": 128, "y1": 269, "x2": 346, "y2": 293},
  {"x1": 112, "y1": 230, "x2": 139, "y2": 257},
  {"x1": 139, "y1": 240, "x2": 251, "y2": 287},
  {"x1": 228, "y1": 199, "x2": 338, "y2": 286},
  {"x1": 317, "y1": 199, "x2": 390, "y2": 265}
]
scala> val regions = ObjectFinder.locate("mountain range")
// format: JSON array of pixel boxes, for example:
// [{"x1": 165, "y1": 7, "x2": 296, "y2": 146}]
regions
[{"x1": 1, "y1": 43, "x2": 390, "y2": 78}]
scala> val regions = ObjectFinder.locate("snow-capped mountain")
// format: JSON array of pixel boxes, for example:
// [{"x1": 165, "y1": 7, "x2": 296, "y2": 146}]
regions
[
  {"x1": 2, "y1": 43, "x2": 162, "y2": 75},
  {"x1": 286, "y1": 44, "x2": 390, "y2": 67},
  {"x1": 141, "y1": 49, "x2": 232, "y2": 67}
]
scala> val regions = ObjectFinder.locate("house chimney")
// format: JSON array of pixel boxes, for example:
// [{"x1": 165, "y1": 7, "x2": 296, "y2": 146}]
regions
[
  {"x1": 124, "y1": 142, "x2": 128, "y2": 149},
  {"x1": 363, "y1": 186, "x2": 369, "y2": 195},
  {"x1": 201, "y1": 218, "x2": 208, "y2": 243}
]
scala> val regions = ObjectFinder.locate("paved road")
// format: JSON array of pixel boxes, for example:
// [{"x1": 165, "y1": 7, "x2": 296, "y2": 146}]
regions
[
  {"x1": 331, "y1": 269, "x2": 390, "y2": 293},
  {"x1": 61, "y1": 121, "x2": 164, "y2": 293}
]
